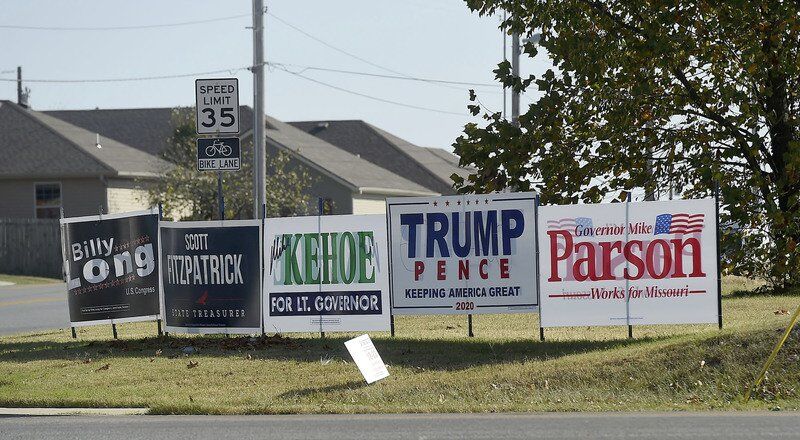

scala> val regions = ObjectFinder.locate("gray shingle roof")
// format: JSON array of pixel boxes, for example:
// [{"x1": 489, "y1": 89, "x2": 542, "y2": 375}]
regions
[
  {"x1": 43, "y1": 106, "x2": 435, "y2": 196},
  {"x1": 0, "y1": 101, "x2": 170, "y2": 179},
  {"x1": 44, "y1": 106, "x2": 259, "y2": 157},
  {"x1": 265, "y1": 117, "x2": 435, "y2": 195},
  {"x1": 288, "y1": 120, "x2": 473, "y2": 194}
]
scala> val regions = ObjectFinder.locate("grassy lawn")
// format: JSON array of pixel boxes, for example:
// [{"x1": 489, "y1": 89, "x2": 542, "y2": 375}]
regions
[
  {"x1": 0, "y1": 274, "x2": 61, "y2": 286},
  {"x1": 0, "y1": 276, "x2": 797, "y2": 414}
]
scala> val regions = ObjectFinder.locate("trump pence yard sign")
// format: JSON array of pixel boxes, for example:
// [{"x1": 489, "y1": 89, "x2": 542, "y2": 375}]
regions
[
  {"x1": 538, "y1": 198, "x2": 719, "y2": 327},
  {"x1": 387, "y1": 193, "x2": 538, "y2": 315}
]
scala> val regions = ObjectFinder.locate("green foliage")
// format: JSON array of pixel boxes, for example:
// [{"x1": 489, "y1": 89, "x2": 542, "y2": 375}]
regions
[
  {"x1": 148, "y1": 108, "x2": 314, "y2": 220},
  {"x1": 456, "y1": 0, "x2": 800, "y2": 289}
]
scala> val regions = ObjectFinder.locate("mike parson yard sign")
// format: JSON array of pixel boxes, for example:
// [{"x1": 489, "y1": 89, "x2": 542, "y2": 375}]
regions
[
  {"x1": 60, "y1": 209, "x2": 160, "y2": 326},
  {"x1": 387, "y1": 193, "x2": 539, "y2": 315},
  {"x1": 263, "y1": 215, "x2": 390, "y2": 332},
  {"x1": 538, "y1": 198, "x2": 719, "y2": 328},
  {"x1": 159, "y1": 220, "x2": 262, "y2": 334}
]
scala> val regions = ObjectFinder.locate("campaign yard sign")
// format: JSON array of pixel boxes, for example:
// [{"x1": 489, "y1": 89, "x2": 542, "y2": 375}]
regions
[
  {"x1": 539, "y1": 198, "x2": 719, "y2": 327},
  {"x1": 60, "y1": 209, "x2": 160, "y2": 326},
  {"x1": 159, "y1": 220, "x2": 262, "y2": 334},
  {"x1": 387, "y1": 193, "x2": 538, "y2": 315},
  {"x1": 263, "y1": 215, "x2": 390, "y2": 333},
  {"x1": 345, "y1": 334, "x2": 390, "y2": 384}
]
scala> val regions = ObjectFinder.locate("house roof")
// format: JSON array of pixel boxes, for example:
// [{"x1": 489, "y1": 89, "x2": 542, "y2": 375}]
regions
[
  {"x1": 288, "y1": 120, "x2": 473, "y2": 194},
  {"x1": 44, "y1": 106, "x2": 261, "y2": 157},
  {"x1": 42, "y1": 106, "x2": 435, "y2": 196},
  {"x1": 0, "y1": 101, "x2": 170, "y2": 179},
  {"x1": 265, "y1": 116, "x2": 435, "y2": 196}
]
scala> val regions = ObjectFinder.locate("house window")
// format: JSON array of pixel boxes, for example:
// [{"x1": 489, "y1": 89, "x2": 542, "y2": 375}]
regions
[{"x1": 35, "y1": 183, "x2": 61, "y2": 219}]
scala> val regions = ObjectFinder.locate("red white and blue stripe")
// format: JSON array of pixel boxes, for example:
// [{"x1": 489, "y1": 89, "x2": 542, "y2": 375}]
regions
[{"x1": 654, "y1": 213, "x2": 704, "y2": 234}]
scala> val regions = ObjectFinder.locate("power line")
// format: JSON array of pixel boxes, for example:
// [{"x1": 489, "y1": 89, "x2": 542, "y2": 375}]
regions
[
  {"x1": 0, "y1": 61, "x2": 497, "y2": 91},
  {"x1": 267, "y1": 12, "x2": 480, "y2": 93},
  {"x1": 267, "y1": 13, "x2": 406, "y2": 78},
  {"x1": 0, "y1": 62, "x2": 471, "y2": 116},
  {"x1": 0, "y1": 67, "x2": 248, "y2": 83},
  {"x1": 268, "y1": 62, "x2": 498, "y2": 89},
  {"x1": 0, "y1": 13, "x2": 250, "y2": 31},
  {"x1": 272, "y1": 64, "x2": 465, "y2": 116}
]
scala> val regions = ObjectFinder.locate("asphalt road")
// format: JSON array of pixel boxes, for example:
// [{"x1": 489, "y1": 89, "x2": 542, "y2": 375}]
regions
[
  {"x1": 1, "y1": 412, "x2": 799, "y2": 440},
  {"x1": 0, "y1": 282, "x2": 68, "y2": 336}
]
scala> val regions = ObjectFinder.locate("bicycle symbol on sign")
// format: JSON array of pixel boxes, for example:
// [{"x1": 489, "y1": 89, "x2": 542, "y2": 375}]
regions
[{"x1": 205, "y1": 140, "x2": 232, "y2": 157}]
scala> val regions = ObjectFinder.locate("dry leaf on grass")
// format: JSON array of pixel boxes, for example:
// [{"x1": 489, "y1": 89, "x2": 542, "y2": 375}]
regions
[
  {"x1": 775, "y1": 310, "x2": 789, "y2": 315},
  {"x1": 187, "y1": 360, "x2": 199, "y2": 369},
  {"x1": 95, "y1": 363, "x2": 110, "y2": 372}
]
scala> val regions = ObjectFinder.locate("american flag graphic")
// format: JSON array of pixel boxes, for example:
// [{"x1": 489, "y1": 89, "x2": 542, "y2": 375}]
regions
[
  {"x1": 546, "y1": 217, "x2": 575, "y2": 229},
  {"x1": 547, "y1": 217, "x2": 593, "y2": 230},
  {"x1": 654, "y1": 213, "x2": 704, "y2": 234}
]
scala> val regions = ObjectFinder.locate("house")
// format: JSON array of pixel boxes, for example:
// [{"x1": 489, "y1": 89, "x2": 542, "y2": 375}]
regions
[
  {"x1": 0, "y1": 100, "x2": 171, "y2": 219},
  {"x1": 0, "y1": 101, "x2": 472, "y2": 219}
]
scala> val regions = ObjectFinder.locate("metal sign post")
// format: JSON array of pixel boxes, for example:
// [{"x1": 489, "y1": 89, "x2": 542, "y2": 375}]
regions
[
  {"x1": 217, "y1": 170, "x2": 225, "y2": 221},
  {"x1": 195, "y1": 79, "x2": 240, "y2": 222}
]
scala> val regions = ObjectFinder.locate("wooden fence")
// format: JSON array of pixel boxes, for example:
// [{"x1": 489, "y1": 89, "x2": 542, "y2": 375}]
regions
[{"x1": 0, "y1": 218, "x2": 62, "y2": 278}]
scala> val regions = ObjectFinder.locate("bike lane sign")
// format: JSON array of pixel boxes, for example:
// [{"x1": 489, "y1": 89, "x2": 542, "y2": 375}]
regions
[
  {"x1": 197, "y1": 137, "x2": 241, "y2": 171},
  {"x1": 195, "y1": 78, "x2": 239, "y2": 134}
]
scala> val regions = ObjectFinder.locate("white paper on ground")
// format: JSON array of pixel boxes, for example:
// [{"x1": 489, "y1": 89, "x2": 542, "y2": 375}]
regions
[{"x1": 344, "y1": 334, "x2": 389, "y2": 384}]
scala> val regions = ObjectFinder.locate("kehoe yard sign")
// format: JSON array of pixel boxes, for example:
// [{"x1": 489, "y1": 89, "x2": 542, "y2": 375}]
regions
[{"x1": 263, "y1": 214, "x2": 390, "y2": 333}]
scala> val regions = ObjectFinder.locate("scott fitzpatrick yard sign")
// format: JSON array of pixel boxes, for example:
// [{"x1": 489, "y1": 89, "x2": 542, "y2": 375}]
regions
[
  {"x1": 60, "y1": 209, "x2": 160, "y2": 326},
  {"x1": 387, "y1": 193, "x2": 539, "y2": 315},
  {"x1": 263, "y1": 214, "x2": 390, "y2": 333},
  {"x1": 538, "y1": 198, "x2": 719, "y2": 327},
  {"x1": 159, "y1": 220, "x2": 262, "y2": 334}
]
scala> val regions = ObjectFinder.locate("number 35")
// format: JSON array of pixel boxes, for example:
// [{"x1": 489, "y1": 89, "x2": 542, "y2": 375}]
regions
[{"x1": 200, "y1": 107, "x2": 235, "y2": 128}]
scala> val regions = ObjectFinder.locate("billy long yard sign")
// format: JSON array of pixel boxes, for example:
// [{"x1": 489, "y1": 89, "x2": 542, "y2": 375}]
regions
[
  {"x1": 159, "y1": 220, "x2": 262, "y2": 334},
  {"x1": 387, "y1": 193, "x2": 538, "y2": 315},
  {"x1": 60, "y1": 209, "x2": 160, "y2": 326},
  {"x1": 263, "y1": 215, "x2": 390, "y2": 332},
  {"x1": 538, "y1": 198, "x2": 719, "y2": 327}
]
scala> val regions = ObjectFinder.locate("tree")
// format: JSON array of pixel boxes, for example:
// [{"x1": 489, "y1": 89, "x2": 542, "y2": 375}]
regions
[
  {"x1": 455, "y1": 0, "x2": 800, "y2": 290},
  {"x1": 148, "y1": 108, "x2": 314, "y2": 220}
]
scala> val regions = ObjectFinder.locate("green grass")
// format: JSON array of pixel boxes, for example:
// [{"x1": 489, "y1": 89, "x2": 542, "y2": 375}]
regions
[
  {"x1": 0, "y1": 277, "x2": 798, "y2": 414},
  {"x1": 0, "y1": 273, "x2": 61, "y2": 285}
]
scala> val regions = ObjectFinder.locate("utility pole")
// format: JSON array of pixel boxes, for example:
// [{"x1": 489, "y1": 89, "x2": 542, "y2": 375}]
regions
[
  {"x1": 252, "y1": 0, "x2": 266, "y2": 219},
  {"x1": 16, "y1": 66, "x2": 29, "y2": 108},
  {"x1": 502, "y1": 12, "x2": 507, "y2": 119},
  {"x1": 511, "y1": 33, "x2": 520, "y2": 125}
]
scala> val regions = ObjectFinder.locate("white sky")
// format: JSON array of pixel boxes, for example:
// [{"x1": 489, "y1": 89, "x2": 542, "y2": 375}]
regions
[{"x1": 0, "y1": 0, "x2": 552, "y2": 150}]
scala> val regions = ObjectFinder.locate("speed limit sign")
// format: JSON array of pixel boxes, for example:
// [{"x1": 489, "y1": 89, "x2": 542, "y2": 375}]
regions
[{"x1": 195, "y1": 78, "x2": 240, "y2": 134}]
